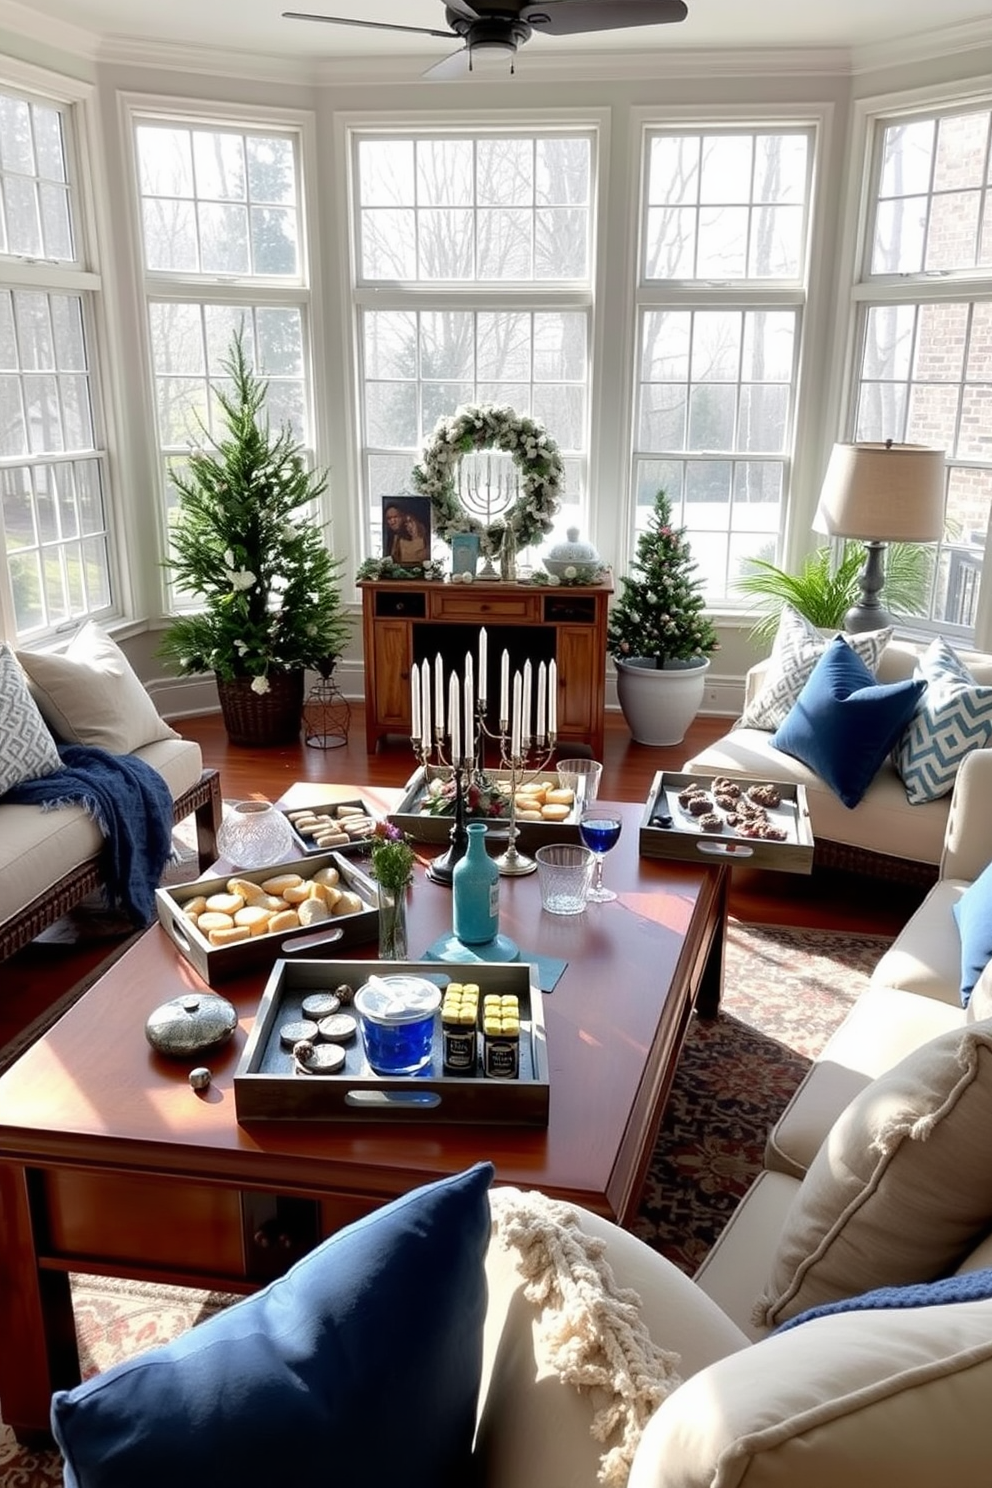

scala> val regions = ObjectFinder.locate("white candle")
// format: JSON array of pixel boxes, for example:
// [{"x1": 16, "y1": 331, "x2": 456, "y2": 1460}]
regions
[
  {"x1": 522, "y1": 660, "x2": 533, "y2": 746},
  {"x1": 449, "y1": 673, "x2": 461, "y2": 764},
  {"x1": 463, "y1": 674, "x2": 474, "y2": 769},
  {"x1": 420, "y1": 660, "x2": 431, "y2": 751},
  {"x1": 411, "y1": 666, "x2": 421, "y2": 742},
  {"x1": 511, "y1": 672, "x2": 522, "y2": 758},
  {"x1": 500, "y1": 649, "x2": 510, "y2": 726},
  {"x1": 548, "y1": 659, "x2": 557, "y2": 737},
  {"x1": 536, "y1": 661, "x2": 547, "y2": 744},
  {"x1": 434, "y1": 654, "x2": 444, "y2": 735},
  {"x1": 478, "y1": 627, "x2": 488, "y2": 705}
]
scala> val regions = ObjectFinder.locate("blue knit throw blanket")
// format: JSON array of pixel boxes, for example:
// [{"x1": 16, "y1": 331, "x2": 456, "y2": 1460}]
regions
[
  {"x1": 775, "y1": 1265, "x2": 992, "y2": 1332},
  {"x1": 5, "y1": 743, "x2": 175, "y2": 926}
]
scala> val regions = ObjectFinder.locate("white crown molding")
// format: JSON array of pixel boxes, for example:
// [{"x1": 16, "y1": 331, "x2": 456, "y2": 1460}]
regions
[
  {"x1": 853, "y1": 16, "x2": 992, "y2": 76},
  {"x1": 0, "y1": 0, "x2": 97, "y2": 60}
]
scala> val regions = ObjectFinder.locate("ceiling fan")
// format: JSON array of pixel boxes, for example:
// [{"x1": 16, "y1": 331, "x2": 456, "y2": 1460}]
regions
[{"x1": 283, "y1": 2, "x2": 689, "y2": 80}]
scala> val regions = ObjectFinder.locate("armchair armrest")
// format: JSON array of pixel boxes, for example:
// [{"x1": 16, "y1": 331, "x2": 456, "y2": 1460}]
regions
[{"x1": 940, "y1": 747, "x2": 992, "y2": 883}]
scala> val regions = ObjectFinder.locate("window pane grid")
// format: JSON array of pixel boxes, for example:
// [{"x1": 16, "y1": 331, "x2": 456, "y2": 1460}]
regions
[
  {"x1": 136, "y1": 122, "x2": 301, "y2": 280},
  {"x1": 354, "y1": 128, "x2": 594, "y2": 563},
  {"x1": 1, "y1": 455, "x2": 111, "y2": 635},
  {"x1": 871, "y1": 107, "x2": 992, "y2": 277},
  {"x1": 0, "y1": 92, "x2": 74, "y2": 264}
]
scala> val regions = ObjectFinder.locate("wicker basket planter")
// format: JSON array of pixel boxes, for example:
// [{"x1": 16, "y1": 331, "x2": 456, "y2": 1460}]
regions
[{"x1": 216, "y1": 671, "x2": 305, "y2": 747}]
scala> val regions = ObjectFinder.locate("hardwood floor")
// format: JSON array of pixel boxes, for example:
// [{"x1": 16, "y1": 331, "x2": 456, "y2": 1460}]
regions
[{"x1": 1, "y1": 704, "x2": 927, "y2": 1054}]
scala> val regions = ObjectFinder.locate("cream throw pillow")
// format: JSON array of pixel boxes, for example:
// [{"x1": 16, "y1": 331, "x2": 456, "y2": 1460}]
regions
[
  {"x1": 966, "y1": 959, "x2": 992, "y2": 1023},
  {"x1": 18, "y1": 621, "x2": 179, "y2": 755},
  {"x1": 755, "y1": 1020, "x2": 992, "y2": 1328}
]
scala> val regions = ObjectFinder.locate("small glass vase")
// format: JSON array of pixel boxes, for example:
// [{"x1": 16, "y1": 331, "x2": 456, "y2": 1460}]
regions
[
  {"x1": 216, "y1": 799, "x2": 296, "y2": 870},
  {"x1": 377, "y1": 885, "x2": 409, "y2": 961}
]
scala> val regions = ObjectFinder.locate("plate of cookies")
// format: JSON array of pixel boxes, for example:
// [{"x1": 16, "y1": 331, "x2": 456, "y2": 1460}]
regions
[
  {"x1": 280, "y1": 797, "x2": 379, "y2": 855},
  {"x1": 155, "y1": 851, "x2": 379, "y2": 984}
]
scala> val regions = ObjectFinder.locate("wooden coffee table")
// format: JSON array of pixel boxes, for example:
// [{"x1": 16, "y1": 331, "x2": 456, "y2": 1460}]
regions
[{"x1": 0, "y1": 799, "x2": 728, "y2": 1440}]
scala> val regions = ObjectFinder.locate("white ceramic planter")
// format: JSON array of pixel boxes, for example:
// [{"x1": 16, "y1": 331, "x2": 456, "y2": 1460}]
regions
[{"x1": 615, "y1": 656, "x2": 710, "y2": 746}]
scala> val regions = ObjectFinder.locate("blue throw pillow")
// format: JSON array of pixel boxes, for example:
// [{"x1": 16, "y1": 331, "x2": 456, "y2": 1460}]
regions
[
  {"x1": 953, "y1": 859, "x2": 992, "y2": 1007},
  {"x1": 774, "y1": 1265, "x2": 992, "y2": 1333},
  {"x1": 51, "y1": 1162, "x2": 494, "y2": 1488},
  {"x1": 770, "y1": 636, "x2": 926, "y2": 809}
]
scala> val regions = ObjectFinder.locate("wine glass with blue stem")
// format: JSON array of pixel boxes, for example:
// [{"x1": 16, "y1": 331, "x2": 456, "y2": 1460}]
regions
[{"x1": 578, "y1": 808, "x2": 623, "y2": 903}]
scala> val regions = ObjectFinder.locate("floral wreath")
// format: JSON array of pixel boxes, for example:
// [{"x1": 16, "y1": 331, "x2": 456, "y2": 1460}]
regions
[{"x1": 410, "y1": 402, "x2": 564, "y2": 553}]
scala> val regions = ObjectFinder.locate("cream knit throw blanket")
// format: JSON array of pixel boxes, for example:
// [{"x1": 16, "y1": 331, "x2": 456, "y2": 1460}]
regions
[{"x1": 489, "y1": 1187, "x2": 683, "y2": 1488}]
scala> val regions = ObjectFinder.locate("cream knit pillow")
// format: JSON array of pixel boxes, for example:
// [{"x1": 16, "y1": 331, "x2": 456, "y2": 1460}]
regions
[{"x1": 755, "y1": 1020, "x2": 992, "y2": 1328}]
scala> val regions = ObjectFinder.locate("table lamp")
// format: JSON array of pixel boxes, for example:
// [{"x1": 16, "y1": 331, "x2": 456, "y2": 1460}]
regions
[{"x1": 813, "y1": 440, "x2": 946, "y2": 632}]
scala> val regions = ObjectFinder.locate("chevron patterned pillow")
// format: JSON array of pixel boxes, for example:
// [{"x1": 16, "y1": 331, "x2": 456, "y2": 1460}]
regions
[
  {"x1": 893, "y1": 638, "x2": 992, "y2": 804},
  {"x1": 738, "y1": 603, "x2": 893, "y2": 732},
  {"x1": 0, "y1": 642, "x2": 61, "y2": 794}
]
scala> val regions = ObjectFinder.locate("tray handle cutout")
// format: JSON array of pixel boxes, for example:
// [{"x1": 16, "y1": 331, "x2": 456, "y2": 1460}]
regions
[{"x1": 344, "y1": 1089, "x2": 442, "y2": 1110}]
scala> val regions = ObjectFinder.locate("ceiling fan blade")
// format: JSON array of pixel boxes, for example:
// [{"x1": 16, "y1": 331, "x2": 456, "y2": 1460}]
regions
[
  {"x1": 282, "y1": 11, "x2": 456, "y2": 40},
  {"x1": 520, "y1": 0, "x2": 688, "y2": 36},
  {"x1": 445, "y1": 1, "x2": 482, "y2": 19},
  {"x1": 421, "y1": 46, "x2": 473, "y2": 81}
]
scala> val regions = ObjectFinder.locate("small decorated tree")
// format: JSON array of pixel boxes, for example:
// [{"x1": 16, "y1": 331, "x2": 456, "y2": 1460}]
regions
[
  {"x1": 607, "y1": 489, "x2": 718, "y2": 667},
  {"x1": 158, "y1": 327, "x2": 350, "y2": 737}
]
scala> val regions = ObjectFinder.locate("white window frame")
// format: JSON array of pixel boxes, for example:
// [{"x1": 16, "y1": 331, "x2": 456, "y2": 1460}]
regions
[
  {"x1": 838, "y1": 79, "x2": 992, "y2": 647},
  {"x1": 341, "y1": 109, "x2": 606, "y2": 571},
  {"x1": 120, "y1": 94, "x2": 324, "y2": 617},
  {"x1": 626, "y1": 109, "x2": 823, "y2": 607},
  {"x1": 0, "y1": 58, "x2": 118, "y2": 645}
]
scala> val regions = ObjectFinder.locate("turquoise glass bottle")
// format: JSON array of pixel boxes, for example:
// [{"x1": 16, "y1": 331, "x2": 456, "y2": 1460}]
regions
[{"x1": 452, "y1": 821, "x2": 499, "y2": 946}]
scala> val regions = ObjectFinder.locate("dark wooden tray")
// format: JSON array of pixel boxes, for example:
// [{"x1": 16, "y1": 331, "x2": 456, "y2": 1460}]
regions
[
  {"x1": 234, "y1": 958, "x2": 549, "y2": 1125},
  {"x1": 639, "y1": 770, "x2": 814, "y2": 875}
]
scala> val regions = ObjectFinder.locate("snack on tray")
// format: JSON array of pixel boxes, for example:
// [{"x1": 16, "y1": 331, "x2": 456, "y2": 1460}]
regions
[
  {"x1": 686, "y1": 794, "x2": 713, "y2": 816},
  {"x1": 181, "y1": 863, "x2": 368, "y2": 945},
  {"x1": 698, "y1": 813, "x2": 724, "y2": 833},
  {"x1": 747, "y1": 782, "x2": 783, "y2": 809}
]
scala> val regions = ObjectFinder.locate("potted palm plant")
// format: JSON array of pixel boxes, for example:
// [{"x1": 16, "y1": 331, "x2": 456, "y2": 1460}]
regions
[
  {"x1": 158, "y1": 327, "x2": 350, "y2": 746},
  {"x1": 607, "y1": 489, "x2": 718, "y2": 746}
]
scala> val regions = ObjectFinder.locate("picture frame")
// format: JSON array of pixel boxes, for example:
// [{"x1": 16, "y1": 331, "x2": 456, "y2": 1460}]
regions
[
  {"x1": 381, "y1": 496, "x2": 432, "y2": 565},
  {"x1": 450, "y1": 532, "x2": 481, "y2": 579}
]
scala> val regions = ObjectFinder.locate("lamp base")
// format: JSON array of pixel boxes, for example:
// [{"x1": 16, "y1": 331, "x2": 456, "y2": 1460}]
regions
[{"x1": 844, "y1": 540, "x2": 893, "y2": 633}]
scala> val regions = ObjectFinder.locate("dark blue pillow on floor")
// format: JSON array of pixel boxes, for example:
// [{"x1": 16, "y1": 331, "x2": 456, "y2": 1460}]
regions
[
  {"x1": 770, "y1": 636, "x2": 926, "y2": 809},
  {"x1": 51, "y1": 1162, "x2": 494, "y2": 1488}
]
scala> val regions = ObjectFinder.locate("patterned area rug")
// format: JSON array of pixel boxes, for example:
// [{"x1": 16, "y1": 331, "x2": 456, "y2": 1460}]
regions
[{"x1": 0, "y1": 920, "x2": 891, "y2": 1487}]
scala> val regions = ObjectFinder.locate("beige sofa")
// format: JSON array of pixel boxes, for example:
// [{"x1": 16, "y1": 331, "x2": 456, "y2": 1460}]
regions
[
  {"x1": 476, "y1": 748, "x2": 992, "y2": 1487},
  {"x1": 683, "y1": 636, "x2": 992, "y2": 884},
  {"x1": 0, "y1": 625, "x2": 221, "y2": 959}
]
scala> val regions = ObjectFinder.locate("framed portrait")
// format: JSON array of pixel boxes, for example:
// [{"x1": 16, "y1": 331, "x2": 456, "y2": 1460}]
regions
[
  {"x1": 450, "y1": 532, "x2": 481, "y2": 578},
  {"x1": 381, "y1": 496, "x2": 432, "y2": 565}
]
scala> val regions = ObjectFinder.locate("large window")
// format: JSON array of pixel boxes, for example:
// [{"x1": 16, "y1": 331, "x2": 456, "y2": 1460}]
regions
[
  {"x1": 0, "y1": 81, "x2": 113, "y2": 641},
  {"x1": 131, "y1": 111, "x2": 313, "y2": 608},
  {"x1": 850, "y1": 102, "x2": 992, "y2": 635},
  {"x1": 351, "y1": 128, "x2": 594, "y2": 563},
  {"x1": 631, "y1": 127, "x2": 814, "y2": 602}
]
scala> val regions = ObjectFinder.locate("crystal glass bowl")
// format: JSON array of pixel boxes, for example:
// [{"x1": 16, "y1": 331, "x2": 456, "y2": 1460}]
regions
[{"x1": 216, "y1": 799, "x2": 296, "y2": 870}]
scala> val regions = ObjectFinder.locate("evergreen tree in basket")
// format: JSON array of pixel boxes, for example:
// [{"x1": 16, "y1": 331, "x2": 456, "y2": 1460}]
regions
[
  {"x1": 607, "y1": 489, "x2": 718, "y2": 667},
  {"x1": 158, "y1": 326, "x2": 350, "y2": 697}
]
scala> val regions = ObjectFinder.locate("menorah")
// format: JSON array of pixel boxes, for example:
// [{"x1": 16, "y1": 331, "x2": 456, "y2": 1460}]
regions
[
  {"x1": 459, "y1": 450, "x2": 519, "y2": 581},
  {"x1": 410, "y1": 628, "x2": 558, "y2": 882}
]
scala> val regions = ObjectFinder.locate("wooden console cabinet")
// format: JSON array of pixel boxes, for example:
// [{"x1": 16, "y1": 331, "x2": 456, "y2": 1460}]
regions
[{"x1": 360, "y1": 577, "x2": 613, "y2": 759}]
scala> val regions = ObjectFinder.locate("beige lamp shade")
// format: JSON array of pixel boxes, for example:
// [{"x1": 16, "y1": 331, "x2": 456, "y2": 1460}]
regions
[{"x1": 814, "y1": 441, "x2": 946, "y2": 542}]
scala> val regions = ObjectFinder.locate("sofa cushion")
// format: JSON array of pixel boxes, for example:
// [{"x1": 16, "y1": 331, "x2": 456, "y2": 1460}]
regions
[
  {"x1": 51, "y1": 1162, "x2": 493, "y2": 1488},
  {"x1": 869, "y1": 877, "x2": 969, "y2": 1007},
  {"x1": 0, "y1": 643, "x2": 61, "y2": 794},
  {"x1": 630, "y1": 1293, "x2": 992, "y2": 1488},
  {"x1": 893, "y1": 637, "x2": 992, "y2": 804},
  {"x1": 967, "y1": 959, "x2": 992, "y2": 1023},
  {"x1": 755, "y1": 1022, "x2": 992, "y2": 1327},
  {"x1": 19, "y1": 622, "x2": 179, "y2": 754},
  {"x1": 683, "y1": 728, "x2": 950, "y2": 867},
  {"x1": 737, "y1": 605, "x2": 892, "y2": 732},
  {"x1": 953, "y1": 859, "x2": 992, "y2": 1007},
  {"x1": 764, "y1": 984, "x2": 965, "y2": 1179},
  {"x1": 769, "y1": 637, "x2": 926, "y2": 809}
]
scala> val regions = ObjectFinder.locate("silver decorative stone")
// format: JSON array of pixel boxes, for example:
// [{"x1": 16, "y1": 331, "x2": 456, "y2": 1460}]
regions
[
  {"x1": 145, "y1": 992, "x2": 238, "y2": 1057},
  {"x1": 189, "y1": 1066, "x2": 212, "y2": 1091}
]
